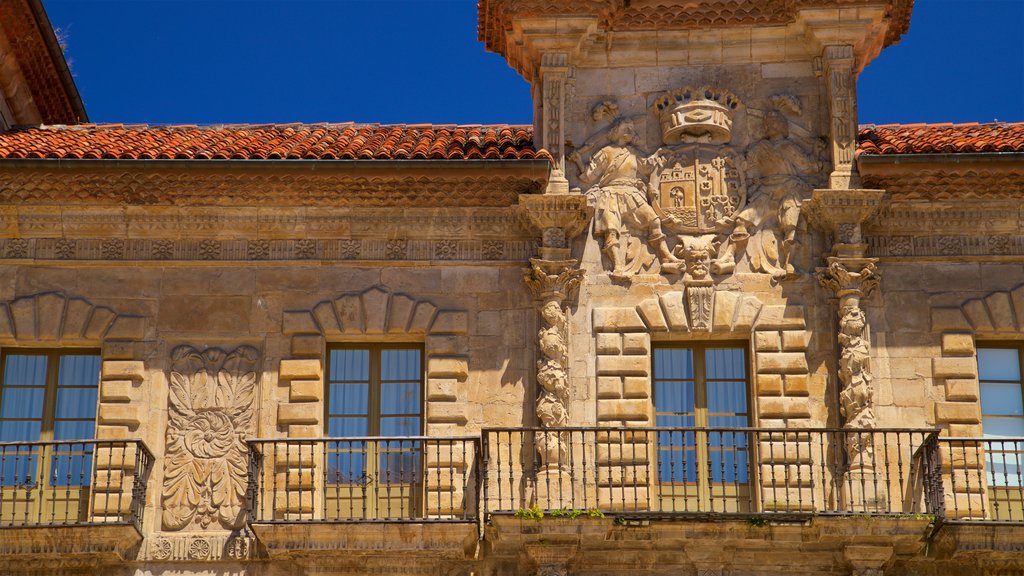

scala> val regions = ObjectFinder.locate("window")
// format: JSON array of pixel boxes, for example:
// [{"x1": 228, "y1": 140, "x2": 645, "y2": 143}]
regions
[
  {"x1": 652, "y1": 344, "x2": 750, "y2": 511},
  {"x1": 976, "y1": 346, "x2": 1024, "y2": 499},
  {"x1": 324, "y1": 345, "x2": 423, "y2": 518},
  {"x1": 0, "y1": 350, "x2": 100, "y2": 522}
]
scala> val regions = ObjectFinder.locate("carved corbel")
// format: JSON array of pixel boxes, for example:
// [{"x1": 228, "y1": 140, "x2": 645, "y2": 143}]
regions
[
  {"x1": 518, "y1": 193, "x2": 591, "y2": 261},
  {"x1": 822, "y1": 45, "x2": 860, "y2": 190},
  {"x1": 524, "y1": 543, "x2": 578, "y2": 576},
  {"x1": 803, "y1": 188, "x2": 887, "y2": 259},
  {"x1": 539, "y1": 53, "x2": 571, "y2": 194}
]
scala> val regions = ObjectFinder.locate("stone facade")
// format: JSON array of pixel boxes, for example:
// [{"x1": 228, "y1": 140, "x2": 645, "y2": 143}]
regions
[{"x1": 0, "y1": 1, "x2": 1022, "y2": 575}]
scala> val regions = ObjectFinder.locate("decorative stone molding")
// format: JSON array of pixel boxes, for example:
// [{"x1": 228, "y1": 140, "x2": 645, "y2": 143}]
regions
[
  {"x1": 279, "y1": 286, "x2": 469, "y2": 518},
  {"x1": 802, "y1": 188, "x2": 887, "y2": 258},
  {"x1": 517, "y1": 193, "x2": 591, "y2": 261},
  {"x1": 162, "y1": 345, "x2": 260, "y2": 531},
  {"x1": 524, "y1": 542, "x2": 577, "y2": 576},
  {"x1": 0, "y1": 237, "x2": 537, "y2": 262},
  {"x1": 144, "y1": 532, "x2": 256, "y2": 562}
]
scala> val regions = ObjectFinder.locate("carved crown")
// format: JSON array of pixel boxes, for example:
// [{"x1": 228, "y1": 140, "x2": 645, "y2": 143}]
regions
[{"x1": 653, "y1": 86, "x2": 740, "y2": 145}]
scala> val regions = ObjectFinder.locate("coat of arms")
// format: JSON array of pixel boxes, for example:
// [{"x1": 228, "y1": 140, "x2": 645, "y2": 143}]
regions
[{"x1": 651, "y1": 147, "x2": 746, "y2": 235}]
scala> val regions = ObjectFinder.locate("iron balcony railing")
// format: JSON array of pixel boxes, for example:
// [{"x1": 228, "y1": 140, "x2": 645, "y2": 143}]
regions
[
  {"x1": 0, "y1": 439, "x2": 153, "y2": 531},
  {"x1": 942, "y1": 437, "x2": 1024, "y2": 523},
  {"x1": 247, "y1": 436, "x2": 480, "y2": 523},
  {"x1": 482, "y1": 427, "x2": 942, "y2": 518}
]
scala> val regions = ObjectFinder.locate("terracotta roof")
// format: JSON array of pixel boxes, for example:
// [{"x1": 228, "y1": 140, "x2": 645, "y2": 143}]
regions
[
  {"x1": 857, "y1": 123, "x2": 1024, "y2": 155},
  {"x1": 0, "y1": 123, "x2": 549, "y2": 161}
]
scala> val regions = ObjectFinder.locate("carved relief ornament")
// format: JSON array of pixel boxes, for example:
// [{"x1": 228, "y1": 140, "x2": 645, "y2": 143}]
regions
[{"x1": 163, "y1": 345, "x2": 260, "y2": 531}]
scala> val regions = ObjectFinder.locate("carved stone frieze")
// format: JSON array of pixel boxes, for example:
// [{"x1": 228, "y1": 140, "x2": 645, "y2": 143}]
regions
[
  {"x1": 540, "y1": 52, "x2": 570, "y2": 194},
  {"x1": 144, "y1": 533, "x2": 256, "y2": 562},
  {"x1": 163, "y1": 345, "x2": 260, "y2": 531},
  {"x1": 0, "y1": 237, "x2": 537, "y2": 262}
]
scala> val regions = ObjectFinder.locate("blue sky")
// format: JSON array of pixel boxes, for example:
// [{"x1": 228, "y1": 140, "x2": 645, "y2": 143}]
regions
[{"x1": 44, "y1": 0, "x2": 1024, "y2": 126}]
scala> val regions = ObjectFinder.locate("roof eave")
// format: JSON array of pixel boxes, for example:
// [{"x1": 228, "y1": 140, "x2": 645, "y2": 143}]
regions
[{"x1": 27, "y1": 0, "x2": 88, "y2": 123}]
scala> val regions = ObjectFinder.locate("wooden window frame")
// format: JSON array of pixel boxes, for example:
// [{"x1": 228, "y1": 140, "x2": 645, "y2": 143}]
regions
[
  {"x1": 651, "y1": 341, "x2": 753, "y2": 429},
  {"x1": 975, "y1": 342, "x2": 1024, "y2": 434},
  {"x1": 0, "y1": 348, "x2": 101, "y2": 444},
  {"x1": 324, "y1": 343, "x2": 425, "y2": 438}
]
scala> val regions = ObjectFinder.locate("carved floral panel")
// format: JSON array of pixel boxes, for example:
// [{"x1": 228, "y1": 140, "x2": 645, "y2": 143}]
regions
[{"x1": 162, "y1": 345, "x2": 260, "y2": 531}]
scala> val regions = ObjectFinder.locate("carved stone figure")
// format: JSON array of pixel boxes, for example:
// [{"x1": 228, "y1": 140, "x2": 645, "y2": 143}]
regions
[
  {"x1": 163, "y1": 345, "x2": 260, "y2": 531},
  {"x1": 715, "y1": 107, "x2": 821, "y2": 281},
  {"x1": 535, "y1": 299, "x2": 570, "y2": 468},
  {"x1": 571, "y1": 118, "x2": 683, "y2": 279},
  {"x1": 838, "y1": 305, "x2": 873, "y2": 430}
]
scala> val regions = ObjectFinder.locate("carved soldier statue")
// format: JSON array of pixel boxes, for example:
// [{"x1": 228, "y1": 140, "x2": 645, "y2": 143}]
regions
[
  {"x1": 571, "y1": 118, "x2": 684, "y2": 279},
  {"x1": 714, "y1": 108, "x2": 821, "y2": 280}
]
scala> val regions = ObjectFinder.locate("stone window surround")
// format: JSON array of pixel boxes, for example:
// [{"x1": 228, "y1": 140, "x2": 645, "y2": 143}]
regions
[
  {"x1": 592, "y1": 290, "x2": 815, "y2": 510},
  {"x1": 275, "y1": 285, "x2": 471, "y2": 518},
  {"x1": 930, "y1": 284, "x2": 1024, "y2": 519},
  {"x1": 0, "y1": 290, "x2": 147, "y2": 522}
]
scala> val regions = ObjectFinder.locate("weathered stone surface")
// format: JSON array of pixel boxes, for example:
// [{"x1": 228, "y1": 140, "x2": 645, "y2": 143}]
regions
[{"x1": 593, "y1": 307, "x2": 646, "y2": 332}]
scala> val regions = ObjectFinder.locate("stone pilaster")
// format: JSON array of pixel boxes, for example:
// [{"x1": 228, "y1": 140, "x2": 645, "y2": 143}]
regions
[
  {"x1": 808, "y1": 188, "x2": 889, "y2": 511},
  {"x1": 538, "y1": 53, "x2": 570, "y2": 194},
  {"x1": 822, "y1": 44, "x2": 860, "y2": 190}
]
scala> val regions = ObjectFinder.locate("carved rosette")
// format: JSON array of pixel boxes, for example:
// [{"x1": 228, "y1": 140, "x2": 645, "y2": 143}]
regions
[
  {"x1": 525, "y1": 259, "x2": 583, "y2": 471},
  {"x1": 163, "y1": 345, "x2": 260, "y2": 531}
]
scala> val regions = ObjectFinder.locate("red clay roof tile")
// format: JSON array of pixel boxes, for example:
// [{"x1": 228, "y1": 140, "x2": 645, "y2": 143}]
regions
[
  {"x1": 0, "y1": 123, "x2": 549, "y2": 162},
  {"x1": 858, "y1": 122, "x2": 1024, "y2": 155}
]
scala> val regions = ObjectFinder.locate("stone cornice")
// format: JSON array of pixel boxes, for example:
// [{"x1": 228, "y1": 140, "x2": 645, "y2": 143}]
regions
[{"x1": 0, "y1": 159, "x2": 550, "y2": 208}]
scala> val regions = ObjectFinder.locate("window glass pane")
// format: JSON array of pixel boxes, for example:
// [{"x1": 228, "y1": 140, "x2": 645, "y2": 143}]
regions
[
  {"x1": 380, "y1": 416, "x2": 420, "y2": 436},
  {"x1": 0, "y1": 420, "x2": 41, "y2": 442},
  {"x1": 380, "y1": 383, "x2": 419, "y2": 415},
  {"x1": 709, "y1": 449, "x2": 748, "y2": 483},
  {"x1": 379, "y1": 442, "x2": 420, "y2": 483},
  {"x1": 983, "y1": 417, "x2": 1024, "y2": 438},
  {"x1": 708, "y1": 414, "x2": 748, "y2": 429},
  {"x1": 55, "y1": 388, "x2": 98, "y2": 420},
  {"x1": 981, "y1": 383, "x2": 1024, "y2": 416},
  {"x1": 3, "y1": 355, "x2": 47, "y2": 386},
  {"x1": 326, "y1": 443, "x2": 367, "y2": 483},
  {"x1": 654, "y1": 348, "x2": 693, "y2": 380},
  {"x1": 328, "y1": 417, "x2": 368, "y2": 437},
  {"x1": 381, "y1": 349, "x2": 420, "y2": 381},
  {"x1": 54, "y1": 420, "x2": 96, "y2": 441},
  {"x1": 1, "y1": 387, "x2": 44, "y2": 419},
  {"x1": 328, "y1": 383, "x2": 368, "y2": 416},
  {"x1": 707, "y1": 380, "x2": 747, "y2": 415},
  {"x1": 655, "y1": 414, "x2": 694, "y2": 428},
  {"x1": 50, "y1": 452, "x2": 93, "y2": 486},
  {"x1": 978, "y1": 348, "x2": 1021, "y2": 381},
  {"x1": 705, "y1": 348, "x2": 745, "y2": 380},
  {"x1": 654, "y1": 381, "x2": 694, "y2": 414},
  {"x1": 57, "y1": 355, "x2": 100, "y2": 386},
  {"x1": 657, "y1": 449, "x2": 697, "y2": 482},
  {"x1": 0, "y1": 451, "x2": 38, "y2": 486},
  {"x1": 329, "y1": 349, "x2": 369, "y2": 382}
]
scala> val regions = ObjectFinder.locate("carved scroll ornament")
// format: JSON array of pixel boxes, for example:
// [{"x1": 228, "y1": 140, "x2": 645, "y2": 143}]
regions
[{"x1": 163, "y1": 345, "x2": 260, "y2": 530}]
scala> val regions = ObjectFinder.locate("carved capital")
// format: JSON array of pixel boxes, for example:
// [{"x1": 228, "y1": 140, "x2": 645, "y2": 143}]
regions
[
  {"x1": 816, "y1": 257, "x2": 880, "y2": 303},
  {"x1": 524, "y1": 258, "x2": 584, "y2": 304}
]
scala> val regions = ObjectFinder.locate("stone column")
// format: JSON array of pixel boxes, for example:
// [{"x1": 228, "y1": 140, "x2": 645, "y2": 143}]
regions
[
  {"x1": 520, "y1": 194, "x2": 590, "y2": 508},
  {"x1": 822, "y1": 44, "x2": 860, "y2": 190},
  {"x1": 805, "y1": 189, "x2": 887, "y2": 511},
  {"x1": 538, "y1": 53, "x2": 570, "y2": 194}
]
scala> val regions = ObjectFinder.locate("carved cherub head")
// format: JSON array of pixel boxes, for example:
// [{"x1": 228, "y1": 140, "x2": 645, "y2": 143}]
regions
[
  {"x1": 540, "y1": 300, "x2": 565, "y2": 327},
  {"x1": 839, "y1": 305, "x2": 866, "y2": 341}
]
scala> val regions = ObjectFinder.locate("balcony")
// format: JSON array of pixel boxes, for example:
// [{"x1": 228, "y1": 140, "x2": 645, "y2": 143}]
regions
[
  {"x1": 941, "y1": 437, "x2": 1024, "y2": 522},
  {"x1": 481, "y1": 427, "x2": 943, "y2": 518},
  {"x1": 246, "y1": 436, "x2": 480, "y2": 560},
  {"x1": 0, "y1": 439, "x2": 153, "y2": 565}
]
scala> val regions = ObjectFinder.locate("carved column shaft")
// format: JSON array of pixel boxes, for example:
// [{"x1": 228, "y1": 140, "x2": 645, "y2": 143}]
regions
[
  {"x1": 823, "y1": 44, "x2": 860, "y2": 189},
  {"x1": 539, "y1": 52, "x2": 569, "y2": 194}
]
